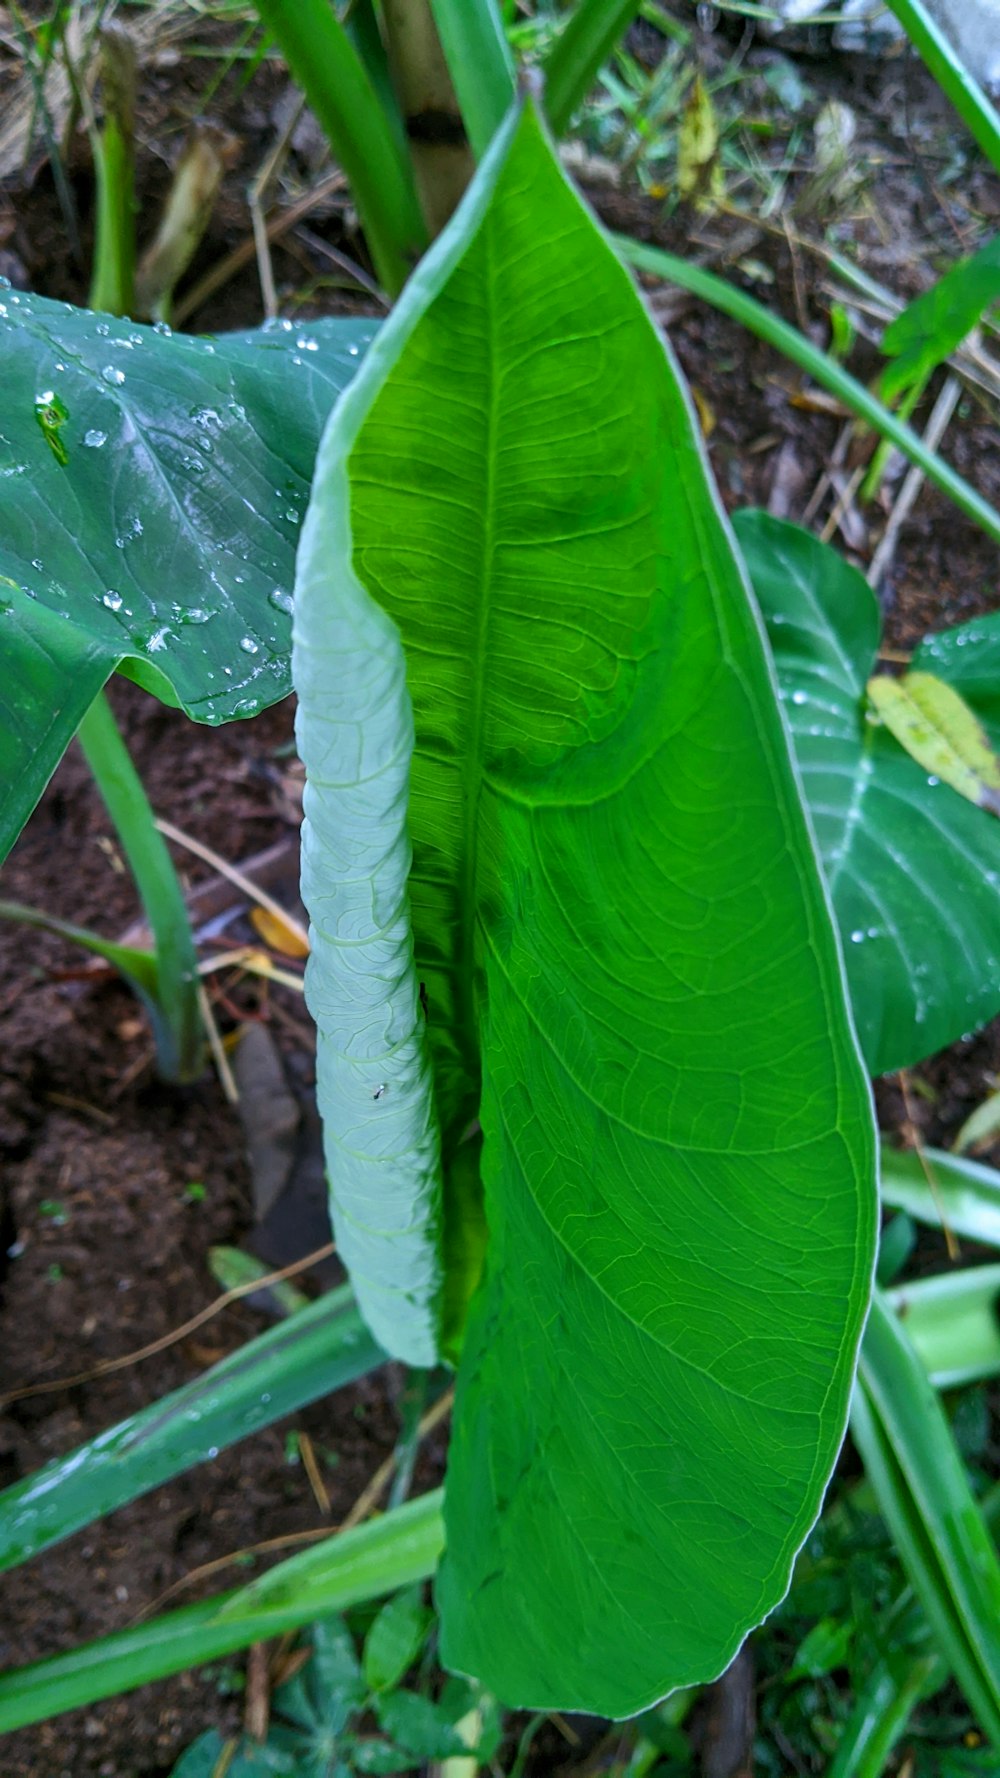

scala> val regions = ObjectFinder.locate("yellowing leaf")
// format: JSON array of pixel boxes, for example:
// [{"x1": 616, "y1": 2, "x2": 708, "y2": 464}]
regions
[
  {"x1": 692, "y1": 386, "x2": 716, "y2": 437},
  {"x1": 867, "y1": 671, "x2": 1000, "y2": 816},
  {"x1": 250, "y1": 904, "x2": 310, "y2": 957},
  {"x1": 677, "y1": 76, "x2": 723, "y2": 213}
]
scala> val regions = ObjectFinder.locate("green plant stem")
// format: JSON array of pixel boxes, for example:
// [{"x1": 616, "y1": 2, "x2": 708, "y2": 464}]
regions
[
  {"x1": 0, "y1": 1285, "x2": 384, "y2": 1574},
  {"x1": 255, "y1": 0, "x2": 427, "y2": 295},
  {"x1": 429, "y1": 0, "x2": 515, "y2": 159},
  {"x1": 0, "y1": 1491, "x2": 445, "y2": 1735},
  {"x1": 542, "y1": 0, "x2": 644, "y2": 136},
  {"x1": 859, "y1": 372, "x2": 927, "y2": 505},
  {"x1": 884, "y1": 0, "x2": 1000, "y2": 177},
  {"x1": 616, "y1": 235, "x2": 1000, "y2": 547},
  {"x1": 76, "y1": 689, "x2": 201, "y2": 1082},
  {"x1": 89, "y1": 23, "x2": 137, "y2": 317}
]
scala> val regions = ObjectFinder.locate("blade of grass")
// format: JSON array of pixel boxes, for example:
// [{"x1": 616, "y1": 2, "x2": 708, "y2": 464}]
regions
[
  {"x1": 75, "y1": 689, "x2": 201, "y2": 1082},
  {"x1": 615, "y1": 234, "x2": 1000, "y2": 547},
  {"x1": 542, "y1": 0, "x2": 644, "y2": 136},
  {"x1": 342, "y1": 0, "x2": 408, "y2": 158},
  {"x1": 854, "y1": 1292, "x2": 1000, "y2": 1742},
  {"x1": 0, "y1": 1489, "x2": 445, "y2": 1735},
  {"x1": 828, "y1": 1483, "x2": 1000, "y2": 1778},
  {"x1": 0, "y1": 1284, "x2": 383, "y2": 1575},
  {"x1": 879, "y1": 1142, "x2": 1000, "y2": 1248},
  {"x1": 0, "y1": 895, "x2": 161, "y2": 1022},
  {"x1": 828, "y1": 1640, "x2": 942, "y2": 1778},
  {"x1": 429, "y1": 0, "x2": 515, "y2": 157},
  {"x1": 886, "y1": 1266, "x2": 1000, "y2": 1389},
  {"x1": 254, "y1": 0, "x2": 427, "y2": 295},
  {"x1": 884, "y1": 0, "x2": 1000, "y2": 178}
]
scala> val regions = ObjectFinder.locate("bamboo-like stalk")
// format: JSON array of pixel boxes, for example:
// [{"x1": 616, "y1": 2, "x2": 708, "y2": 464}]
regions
[{"x1": 381, "y1": 0, "x2": 475, "y2": 237}]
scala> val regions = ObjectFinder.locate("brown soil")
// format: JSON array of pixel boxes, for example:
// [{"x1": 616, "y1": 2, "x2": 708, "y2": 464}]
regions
[{"x1": 1, "y1": 8, "x2": 999, "y2": 1776}]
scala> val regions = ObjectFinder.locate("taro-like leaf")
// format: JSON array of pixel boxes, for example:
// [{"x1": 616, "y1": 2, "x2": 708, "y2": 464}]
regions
[
  {"x1": 734, "y1": 509, "x2": 1000, "y2": 1077},
  {"x1": 295, "y1": 102, "x2": 875, "y2": 1713},
  {"x1": 0, "y1": 292, "x2": 375, "y2": 864}
]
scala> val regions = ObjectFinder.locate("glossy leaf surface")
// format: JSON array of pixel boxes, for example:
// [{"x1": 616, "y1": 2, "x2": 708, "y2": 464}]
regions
[
  {"x1": 735, "y1": 510, "x2": 1000, "y2": 1076},
  {"x1": 297, "y1": 103, "x2": 876, "y2": 1713},
  {"x1": 0, "y1": 293, "x2": 376, "y2": 863}
]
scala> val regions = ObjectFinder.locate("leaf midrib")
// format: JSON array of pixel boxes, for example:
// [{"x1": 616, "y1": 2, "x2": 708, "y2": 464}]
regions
[{"x1": 453, "y1": 213, "x2": 499, "y2": 1132}]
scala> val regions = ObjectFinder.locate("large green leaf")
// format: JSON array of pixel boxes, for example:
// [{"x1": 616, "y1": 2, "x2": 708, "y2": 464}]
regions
[
  {"x1": 296, "y1": 102, "x2": 876, "y2": 1713},
  {"x1": 734, "y1": 510, "x2": 1000, "y2": 1077},
  {"x1": 0, "y1": 292, "x2": 375, "y2": 863}
]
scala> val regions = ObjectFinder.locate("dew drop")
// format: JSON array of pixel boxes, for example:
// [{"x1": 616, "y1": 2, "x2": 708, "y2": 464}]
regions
[
  {"x1": 102, "y1": 590, "x2": 123, "y2": 611},
  {"x1": 84, "y1": 428, "x2": 108, "y2": 448},
  {"x1": 269, "y1": 588, "x2": 294, "y2": 616},
  {"x1": 791, "y1": 689, "x2": 808, "y2": 706},
  {"x1": 239, "y1": 635, "x2": 259, "y2": 655},
  {"x1": 850, "y1": 929, "x2": 865, "y2": 943},
  {"x1": 101, "y1": 365, "x2": 126, "y2": 386},
  {"x1": 153, "y1": 319, "x2": 172, "y2": 336},
  {"x1": 146, "y1": 625, "x2": 169, "y2": 653}
]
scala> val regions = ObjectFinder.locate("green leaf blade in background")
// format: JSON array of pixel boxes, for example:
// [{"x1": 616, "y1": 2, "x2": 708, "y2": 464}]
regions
[
  {"x1": 300, "y1": 102, "x2": 876, "y2": 1712},
  {"x1": 0, "y1": 1285, "x2": 383, "y2": 1575},
  {"x1": 855, "y1": 1292, "x2": 1000, "y2": 1742},
  {"x1": 880, "y1": 233, "x2": 1000, "y2": 401},
  {"x1": 735, "y1": 509, "x2": 1000, "y2": 1076},
  {"x1": 0, "y1": 294, "x2": 376, "y2": 863}
]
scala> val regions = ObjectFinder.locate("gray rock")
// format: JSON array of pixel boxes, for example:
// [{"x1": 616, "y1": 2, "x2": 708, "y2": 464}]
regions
[{"x1": 768, "y1": 0, "x2": 1000, "y2": 94}]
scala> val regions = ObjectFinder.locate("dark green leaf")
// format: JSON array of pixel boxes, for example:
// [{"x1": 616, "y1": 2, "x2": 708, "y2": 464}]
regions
[
  {"x1": 788, "y1": 1615, "x2": 853, "y2": 1680},
  {"x1": 373, "y1": 1691, "x2": 467, "y2": 1761},
  {"x1": 363, "y1": 1588, "x2": 432, "y2": 1693},
  {"x1": 881, "y1": 234, "x2": 1000, "y2": 401},
  {"x1": 0, "y1": 293, "x2": 375, "y2": 863},
  {"x1": 735, "y1": 509, "x2": 1000, "y2": 1075},
  {"x1": 296, "y1": 103, "x2": 876, "y2": 1712},
  {"x1": 351, "y1": 1740, "x2": 420, "y2": 1775}
]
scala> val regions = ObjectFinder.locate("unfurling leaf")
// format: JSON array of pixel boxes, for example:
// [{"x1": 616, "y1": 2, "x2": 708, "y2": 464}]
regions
[
  {"x1": 295, "y1": 103, "x2": 875, "y2": 1714},
  {"x1": 867, "y1": 671, "x2": 1000, "y2": 817}
]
